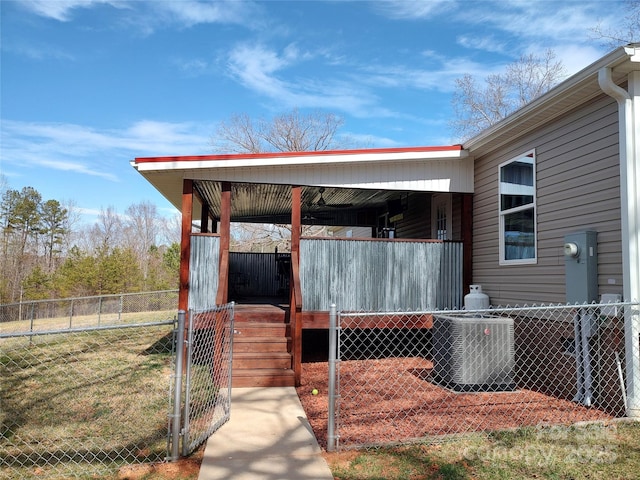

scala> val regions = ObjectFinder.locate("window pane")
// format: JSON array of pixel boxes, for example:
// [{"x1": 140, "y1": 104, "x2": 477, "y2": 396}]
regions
[
  {"x1": 504, "y1": 209, "x2": 535, "y2": 260},
  {"x1": 436, "y1": 203, "x2": 447, "y2": 240},
  {"x1": 500, "y1": 158, "x2": 534, "y2": 211},
  {"x1": 501, "y1": 194, "x2": 533, "y2": 211}
]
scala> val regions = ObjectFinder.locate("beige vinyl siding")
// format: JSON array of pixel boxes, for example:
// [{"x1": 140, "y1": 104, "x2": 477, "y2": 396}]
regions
[
  {"x1": 394, "y1": 192, "x2": 430, "y2": 239},
  {"x1": 394, "y1": 192, "x2": 464, "y2": 241},
  {"x1": 451, "y1": 194, "x2": 463, "y2": 241},
  {"x1": 472, "y1": 93, "x2": 623, "y2": 305}
]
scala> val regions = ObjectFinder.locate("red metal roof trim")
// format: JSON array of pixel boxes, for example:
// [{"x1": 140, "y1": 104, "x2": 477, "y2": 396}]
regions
[{"x1": 134, "y1": 145, "x2": 463, "y2": 164}]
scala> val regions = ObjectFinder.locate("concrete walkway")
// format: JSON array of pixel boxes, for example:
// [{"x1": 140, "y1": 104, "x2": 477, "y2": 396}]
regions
[{"x1": 198, "y1": 387, "x2": 334, "y2": 480}]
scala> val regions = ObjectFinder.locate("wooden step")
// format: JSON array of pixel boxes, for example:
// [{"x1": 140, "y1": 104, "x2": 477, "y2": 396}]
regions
[
  {"x1": 232, "y1": 368, "x2": 295, "y2": 388},
  {"x1": 234, "y1": 305, "x2": 287, "y2": 324},
  {"x1": 230, "y1": 304, "x2": 293, "y2": 387},
  {"x1": 233, "y1": 352, "x2": 292, "y2": 370},
  {"x1": 233, "y1": 336, "x2": 290, "y2": 353},
  {"x1": 233, "y1": 321, "x2": 289, "y2": 337}
]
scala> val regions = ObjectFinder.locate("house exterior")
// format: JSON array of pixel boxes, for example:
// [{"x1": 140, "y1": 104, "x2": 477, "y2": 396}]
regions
[
  {"x1": 132, "y1": 45, "x2": 639, "y2": 407},
  {"x1": 466, "y1": 44, "x2": 639, "y2": 308}
]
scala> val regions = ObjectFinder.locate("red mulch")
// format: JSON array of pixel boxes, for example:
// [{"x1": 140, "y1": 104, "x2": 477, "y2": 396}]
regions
[{"x1": 296, "y1": 357, "x2": 614, "y2": 450}]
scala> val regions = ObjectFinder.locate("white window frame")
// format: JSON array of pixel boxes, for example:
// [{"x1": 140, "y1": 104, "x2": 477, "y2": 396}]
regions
[{"x1": 499, "y1": 150, "x2": 537, "y2": 265}]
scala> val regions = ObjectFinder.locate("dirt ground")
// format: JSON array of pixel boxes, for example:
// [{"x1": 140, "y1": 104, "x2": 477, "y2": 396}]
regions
[
  {"x1": 296, "y1": 357, "x2": 614, "y2": 449},
  {"x1": 117, "y1": 449, "x2": 203, "y2": 480}
]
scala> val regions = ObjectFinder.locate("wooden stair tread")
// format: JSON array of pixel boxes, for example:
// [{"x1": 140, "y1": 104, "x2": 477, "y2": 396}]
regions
[
  {"x1": 232, "y1": 368, "x2": 294, "y2": 376},
  {"x1": 233, "y1": 351, "x2": 291, "y2": 357},
  {"x1": 233, "y1": 336, "x2": 289, "y2": 343},
  {"x1": 233, "y1": 323, "x2": 289, "y2": 336}
]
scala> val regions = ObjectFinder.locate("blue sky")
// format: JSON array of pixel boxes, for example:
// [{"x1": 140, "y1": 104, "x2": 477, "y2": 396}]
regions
[{"x1": 0, "y1": 0, "x2": 629, "y2": 224}]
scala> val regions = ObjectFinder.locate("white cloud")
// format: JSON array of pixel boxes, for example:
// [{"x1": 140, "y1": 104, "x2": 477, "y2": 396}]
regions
[
  {"x1": 457, "y1": 35, "x2": 507, "y2": 55},
  {"x1": 1, "y1": 119, "x2": 212, "y2": 180},
  {"x1": 19, "y1": 0, "x2": 265, "y2": 34},
  {"x1": 6, "y1": 43, "x2": 75, "y2": 61},
  {"x1": 156, "y1": 0, "x2": 263, "y2": 28},
  {"x1": 226, "y1": 43, "x2": 383, "y2": 117},
  {"x1": 455, "y1": 1, "x2": 620, "y2": 55},
  {"x1": 372, "y1": 0, "x2": 457, "y2": 20},
  {"x1": 225, "y1": 42, "x2": 503, "y2": 120},
  {"x1": 541, "y1": 43, "x2": 605, "y2": 78},
  {"x1": 19, "y1": 0, "x2": 127, "y2": 21}
]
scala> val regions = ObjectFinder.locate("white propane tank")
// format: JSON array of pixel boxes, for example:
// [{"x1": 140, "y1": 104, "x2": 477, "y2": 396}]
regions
[{"x1": 465, "y1": 285, "x2": 490, "y2": 309}]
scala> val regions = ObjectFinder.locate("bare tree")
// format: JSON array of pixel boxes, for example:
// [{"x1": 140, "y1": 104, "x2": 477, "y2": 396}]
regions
[
  {"x1": 450, "y1": 49, "x2": 566, "y2": 141},
  {"x1": 123, "y1": 201, "x2": 160, "y2": 287},
  {"x1": 213, "y1": 108, "x2": 349, "y2": 153},
  {"x1": 60, "y1": 199, "x2": 82, "y2": 255},
  {"x1": 591, "y1": 0, "x2": 640, "y2": 48},
  {"x1": 231, "y1": 223, "x2": 334, "y2": 252},
  {"x1": 89, "y1": 206, "x2": 123, "y2": 253},
  {"x1": 159, "y1": 212, "x2": 181, "y2": 246},
  {"x1": 212, "y1": 108, "x2": 353, "y2": 251}
]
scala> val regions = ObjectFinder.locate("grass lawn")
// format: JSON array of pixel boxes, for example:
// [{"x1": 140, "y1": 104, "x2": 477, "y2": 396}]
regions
[
  {"x1": 323, "y1": 420, "x2": 640, "y2": 480},
  {"x1": 117, "y1": 420, "x2": 640, "y2": 480},
  {"x1": 1, "y1": 322, "x2": 175, "y2": 479}
]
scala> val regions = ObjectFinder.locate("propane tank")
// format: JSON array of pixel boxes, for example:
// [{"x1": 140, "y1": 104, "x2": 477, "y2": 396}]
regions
[{"x1": 464, "y1": 285, "x2": 490, "y2": 310}]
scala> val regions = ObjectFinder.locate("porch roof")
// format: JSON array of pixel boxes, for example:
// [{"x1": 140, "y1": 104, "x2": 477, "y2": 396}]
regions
[{"x1": 131, "y1": 145, "x2": 472, "y2": 222}]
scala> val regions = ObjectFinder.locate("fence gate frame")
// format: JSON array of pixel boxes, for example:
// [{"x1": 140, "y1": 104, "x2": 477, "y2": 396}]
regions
[{"x1": 171, "y1": 303, "x2": 235, "y2": 458}]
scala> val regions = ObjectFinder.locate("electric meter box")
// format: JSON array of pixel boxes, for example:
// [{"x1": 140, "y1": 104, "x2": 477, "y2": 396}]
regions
[{"x1": 564, "y1": 231, "x2": 598, "y2": 304}]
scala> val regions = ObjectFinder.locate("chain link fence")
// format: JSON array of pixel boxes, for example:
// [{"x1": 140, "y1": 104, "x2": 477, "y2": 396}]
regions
[
  {"x1": 1, "y1": 318, "x2": 177, "y2": 479},
  {"x1": 181, "y1": 303, "x2": 235, "y2": 456},
  {"x1": 0, "y1": 290, "x2": 178, "y2": 334},
  {"x1": 326, "y1": 302, "x2": 640, "y2": 450}
]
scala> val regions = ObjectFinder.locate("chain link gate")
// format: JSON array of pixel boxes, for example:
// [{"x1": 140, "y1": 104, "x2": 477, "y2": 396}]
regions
[
  {"x1": 327, "y1": 301, "x2": 640, "y2": 451},
  {"x1": 178, "y1": 303, "x2": 235, "y2": 457}
]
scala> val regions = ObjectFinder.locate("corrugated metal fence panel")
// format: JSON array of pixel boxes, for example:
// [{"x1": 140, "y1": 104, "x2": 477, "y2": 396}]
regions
[
  {"x1": 188, "y1": 235, "x2": 220, "y2": 310},
  {"x1": 229, "y1": 253, "x2": 280, "y2": 297},
  {"x1": 438, "y1": 242, "x2": 464, "y2": 310},
  {"x1": 300, "y1": 239, "x2": 463, "y2": 311}
]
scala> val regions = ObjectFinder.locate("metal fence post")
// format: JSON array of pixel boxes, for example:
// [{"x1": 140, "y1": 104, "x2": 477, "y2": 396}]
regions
[
  {"x1": 181, "y1": 309, "x2": 194, "y2": 457},
  {"x1": 170, "y1": 310, "x2": 186, "y2": 461},
  {"x1": 625, "y1": 306, "x2": 640, "y2": 418},
  {"x1": 327, "y1": 303, "x2": 337, "y2": 452},
  {"x1": 98, "y1": 296, "x2": 102, "y2": 326},
  {"x1": 29, "y1": 303, "x2": 35, "y2": 345}
]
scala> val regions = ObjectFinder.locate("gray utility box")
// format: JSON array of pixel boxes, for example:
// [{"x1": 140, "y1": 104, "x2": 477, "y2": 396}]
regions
[
  {"x1": 564, "y1": 231, "x2": 598, "y2": 304},
  {"x1": 432, "y1": 314, "x2": 515, "y2": 392}
]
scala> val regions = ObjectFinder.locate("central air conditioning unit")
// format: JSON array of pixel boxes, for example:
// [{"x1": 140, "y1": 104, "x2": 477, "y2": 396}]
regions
[{"x1": 432, "y1": 314, "x2": 515, "y2": 392}]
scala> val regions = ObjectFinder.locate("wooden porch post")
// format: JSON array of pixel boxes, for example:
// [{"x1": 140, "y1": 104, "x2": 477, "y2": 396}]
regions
[
  {"x1": 462, "y1": 193, "x2": 473, "y2": 295},
  {"x1": 290, "y1": 186, "x2": 302, "y2": 386},
  {"x1": 216, "y1": 182, "x2": 231, "y2": 305},
  {"x1": 179, "y1": 179, "x2": 193, "y2": 312}
]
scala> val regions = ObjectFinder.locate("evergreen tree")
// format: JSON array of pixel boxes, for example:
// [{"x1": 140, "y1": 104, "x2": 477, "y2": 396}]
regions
[{"x1": 40, "y1": 199, "x2": 69, "y2": 270}]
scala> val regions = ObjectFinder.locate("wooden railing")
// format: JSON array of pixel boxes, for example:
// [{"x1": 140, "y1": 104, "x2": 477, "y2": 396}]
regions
[{"x1": 290, "y1": 250, "x2": 303, "y2": 385}]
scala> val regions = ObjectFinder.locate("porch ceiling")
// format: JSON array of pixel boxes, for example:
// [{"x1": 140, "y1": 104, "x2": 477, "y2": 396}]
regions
[{"x1": 195, "y1": 181, "x2": 409, "y2": 225}]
